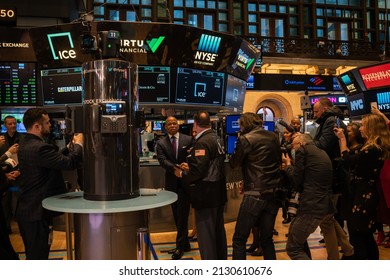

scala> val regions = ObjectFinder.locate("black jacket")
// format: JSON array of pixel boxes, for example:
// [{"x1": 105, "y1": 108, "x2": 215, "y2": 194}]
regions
[
  {"x1": 156, "y1": 133, "x2": 193, "y2": 192},
  {"x1": 314, "y1": 106, "x2": 349, "y2": 193},
  {"x1": 284, "y1": 143, "x2": 335, "y2": 216},
  {"x1": 182, "y1": 129, "x2": 227, "y2": 209},
  {"x1": 314, "y1": 106, "x2": 347, "y2": 161},
  {"x1": 16, "y1": 133, "x2": 83, "y2": 222},
  {"x1": 229, "y1": 127, "x2": 283, "y2": 192}
]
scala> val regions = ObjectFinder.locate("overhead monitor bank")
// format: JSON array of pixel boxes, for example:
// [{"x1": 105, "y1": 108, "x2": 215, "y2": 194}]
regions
[
  {"x1": 337, "y1": 60, "x2": 390, "y2": 117},
  {"x1": 0, "y1": 21, "x2": 258, "y2": 110}
]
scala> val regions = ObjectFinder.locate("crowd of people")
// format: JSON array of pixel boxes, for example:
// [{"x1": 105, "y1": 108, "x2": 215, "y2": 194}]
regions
[{"x1": 1, "y1": 102, "x2": 389, "y2": 260}]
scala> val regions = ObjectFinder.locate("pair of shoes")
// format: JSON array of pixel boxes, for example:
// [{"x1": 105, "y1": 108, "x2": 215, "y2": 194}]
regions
[
  {"x1": 166, "y1": 248, "x2": 177, "y2": 254},
  {"x1": 246, "y1": 244, "x2": 257, "y2": 253},
  {"x1": 251, "y1": 248, "x2": 264, "y2": 256},
  {"x1": 171, "y1": 249, "x2": 184, "y2": 260},
  {"x1": 318, "y1": 238, "x2": 325, "y2": 244},
  {"x1": 376, "y1": 231, "x2": 385, "y2": 246},
  {"x1": 273, "y1": 229, "x2": 279, "y2": 236},
  {"x1": 282, "y1": 217, "x2": 291, "y2": 224}
]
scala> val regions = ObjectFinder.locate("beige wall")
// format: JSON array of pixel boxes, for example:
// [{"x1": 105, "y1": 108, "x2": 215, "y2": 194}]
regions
[{"x1": 243, "y1": 90, "x2": 303, "y2": 121}]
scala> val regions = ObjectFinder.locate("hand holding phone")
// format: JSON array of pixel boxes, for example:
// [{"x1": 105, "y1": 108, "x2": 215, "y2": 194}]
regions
[{"x1": 335, "y1": 117, "x2": 341, "y2": 128}]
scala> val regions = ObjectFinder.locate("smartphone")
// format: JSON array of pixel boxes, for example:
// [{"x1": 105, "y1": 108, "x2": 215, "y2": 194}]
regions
[
  {"x1": 370, "y1": 102, "x2": 378, "y2": 110},
  {"x1": 335, "y1": 117, "x2": 341, "y2": 128}
]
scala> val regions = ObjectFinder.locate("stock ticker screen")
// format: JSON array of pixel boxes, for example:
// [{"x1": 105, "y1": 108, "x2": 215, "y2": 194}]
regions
[
  {"x1": 138, "y1": 66, "x2": 171, "y2": 104},
  {"x1": 175, "y1": 67, "x2": 224, "y2": 106},
  {"x1": 0, "y1": 62, "x2": 37, "y2": 106},
  {"x1": 40, "y1": 67, "x2": 83, "y2": 105}
]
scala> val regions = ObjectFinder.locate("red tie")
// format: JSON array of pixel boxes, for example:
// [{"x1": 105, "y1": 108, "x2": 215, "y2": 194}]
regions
[{"x1": 171, "y1": 136, "x2": 177, "y2": 159}]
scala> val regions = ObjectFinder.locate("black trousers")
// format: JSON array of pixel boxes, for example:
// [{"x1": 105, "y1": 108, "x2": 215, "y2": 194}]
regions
[
  {"x1": 0, "y1": 199, "x2": 18, "y2": 260},
  {"x1": 195, "y1": 205, "x2": 227, "y2": 260},
  {"x1": 17, "y1": 218, "x2": 52, "y2": 260},
  {"x1": 170, "y1": 185, "x2": 191, "y2": 250}
]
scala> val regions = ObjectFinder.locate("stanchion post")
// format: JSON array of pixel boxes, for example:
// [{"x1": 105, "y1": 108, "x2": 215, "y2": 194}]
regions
[{"x1": 137, "y1": 227, "x2": 150, "y2": 260}]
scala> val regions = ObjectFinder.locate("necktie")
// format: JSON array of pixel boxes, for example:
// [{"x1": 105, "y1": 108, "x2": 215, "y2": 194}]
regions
[{"x1": 171, "y1": 135, "x2": 177, "y2": 159}]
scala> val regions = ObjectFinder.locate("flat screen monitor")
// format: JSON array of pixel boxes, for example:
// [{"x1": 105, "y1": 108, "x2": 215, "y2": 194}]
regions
[
  {"x1": 225, "y1": 74, "x2": 246, "y2": 111},
  {"x1": 1, "y1": 111, "x2": 27, "y2": 133},
  {"x1": 0, "y1": 62, "x2": 38, "y2": 106},
  {"x1": 138, "y1": 66, "x2": 171, "y2": 104},
  {"x1": 41, "y1": 67, "x2": 82, "y2": 106},
  {"x1": 153, "y1": 120, "x2": 164, "y2": 131},
  {"x1": 175, "y1": 67, "x2": 224, "y2": 106},
  {"x1": 263, "y1": 121, "x2": 275, "y2": 132},
  {"x1": 225, "y1": 114, "x2": 241, "y2": 135},
  {"x1": 226, "y1": 135, "x2": 238, "y2": 155}
]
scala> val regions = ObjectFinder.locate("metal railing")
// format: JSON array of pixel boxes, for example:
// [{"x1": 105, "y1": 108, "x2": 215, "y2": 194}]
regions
[{"x1": 241, "y1": 36, "x2": 387, "y2": 61}]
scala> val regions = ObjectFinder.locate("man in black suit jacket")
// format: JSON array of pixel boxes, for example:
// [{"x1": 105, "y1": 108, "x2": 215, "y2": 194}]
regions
[
  {"x1": 15, "y1": 108, "x2": 83, "y2": 260},
  {"x1": 156, "y1": 116, "x2": 193, "y2": 260}
]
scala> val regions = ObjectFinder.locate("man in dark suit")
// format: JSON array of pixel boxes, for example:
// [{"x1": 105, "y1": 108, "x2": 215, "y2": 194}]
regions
[
  {"x1": 156, "y1": 116, "x2": 193, "y2": 260},
  {"x1": 174, "y1": 111, "x2": 227, "y2": 260},
  {"x1": 15, "y1": 108, "x2": 83, "y2": 260}
]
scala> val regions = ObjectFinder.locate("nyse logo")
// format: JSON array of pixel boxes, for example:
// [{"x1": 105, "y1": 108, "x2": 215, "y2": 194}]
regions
[
  {"x1": 195, "y1": 34, "x2": 221, "y2": 63},
  {"x1": 350, "y1": 99, "x2": 364, "y2": 111},
  {"x1": 47, "y1": 32, "x2": 76, "y2": 60}
]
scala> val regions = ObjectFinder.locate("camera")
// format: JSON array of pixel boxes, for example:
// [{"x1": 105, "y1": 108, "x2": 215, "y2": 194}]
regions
[
  {"x1": 0, "y1": 158, "x2": 18, "y2": 173},
  {"x1": 81, "y1": 33, "x2": 97, "y2": 52},
  {"x1": 287, "y1": 191, "x2": 300, "y2": 217}
]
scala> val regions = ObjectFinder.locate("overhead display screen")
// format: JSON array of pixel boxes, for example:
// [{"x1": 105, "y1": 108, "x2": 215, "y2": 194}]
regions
[
  {"x1": 175, "y1": 67, "x2": 224, "y2": 106},
  {"x1": 225, "y1": 74, "x2": 246, "y2": 111},
  {"x1": 138, "y1": 66, "x2": 170, "y2": 104},
  {"x1": 358, "y1": 62, "x2": 390, "y2": 90},
  {"x1": 41, "y1": 66, "x2": 82, "y2": 105},
  {"x1": 0, "y1": 62, "x2": 37, "y2": 106}
]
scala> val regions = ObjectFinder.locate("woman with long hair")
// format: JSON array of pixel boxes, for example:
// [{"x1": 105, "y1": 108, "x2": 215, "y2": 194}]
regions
[{"x1": 334, "y1": 114, "x2": 390, "y2": 259}]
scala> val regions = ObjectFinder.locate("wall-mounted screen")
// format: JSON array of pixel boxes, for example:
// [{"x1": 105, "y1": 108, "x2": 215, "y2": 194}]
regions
[
  {"x1": 226, "y1": 135, "x2": 238, "y2": 155},
  {"x1": 263, "y1": 121, "x2": 275, "y2": 132},
  {"x1": 225, "y1": 114, "x2": 241, "y2": 135},
  {"x1": 0, "y1": 62, "x2": 37, "y2": 106},
  {"x1": 225, "y1": 74, "x2": 246, "y2": 111},
  {"x1": 41, "y1": 67, "x2": 82, "y2": 105},
  {"x1": 1, "y1": 111, "x2": 27, "y2": 134},
  {"x1": 138, "y1": 66, "x2": 171, "y2": 104},
  {"x1": 175, "y1": 67, "x2": 225, "y2": 106}
]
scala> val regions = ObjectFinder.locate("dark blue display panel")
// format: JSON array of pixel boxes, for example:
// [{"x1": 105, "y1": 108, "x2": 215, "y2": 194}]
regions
[
  {"x1": 0, "y1": 62, "x2": 37, "y2": 106},
  {"x1": 175, "y1": 67, "x2": 225, "y2": 106},
  {"x1": 138, "y1": 66, "x2": 171, "y2": 104},
  {"x1": 226, "y1": 135, "x2": 238, "y2": 155},
  {"x1": 224, "y1": 74, "x2": 246, "y2": 112},
  {"x1": 41, "y1": 66, "x2": 82, "y2": 106},
  {"x1": 225, "y1": 114, "x2": 241, "y2": 135}
]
